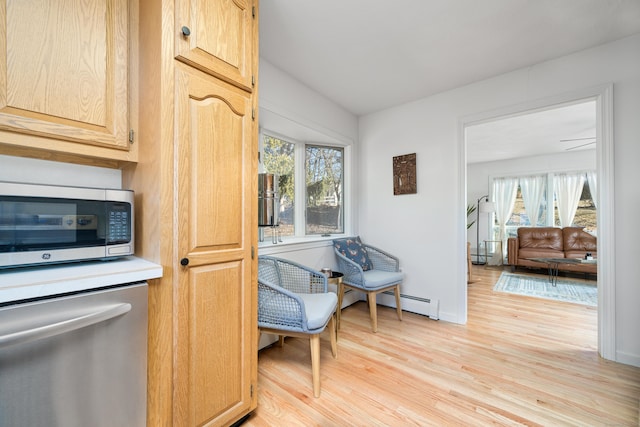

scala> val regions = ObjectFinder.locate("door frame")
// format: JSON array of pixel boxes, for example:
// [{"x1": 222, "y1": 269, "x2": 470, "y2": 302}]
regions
[{"x1": 458, "y1": 83, "x2": 615, "y2": 360}]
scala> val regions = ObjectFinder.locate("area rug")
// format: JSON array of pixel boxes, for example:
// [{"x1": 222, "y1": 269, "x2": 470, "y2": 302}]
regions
[{"x1": 493, "y1": 272, "x2": 597, "y2": 306}]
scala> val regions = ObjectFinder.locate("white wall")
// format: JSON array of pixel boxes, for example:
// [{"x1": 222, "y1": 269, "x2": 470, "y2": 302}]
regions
[
  {"x1": 259, "y1": 59, "x2": 358, "y2": 145},
  {"x1": 466, "y1": 149, "x2": 596, "y2": 253},
  {"x1": 257, "y1": 58, "x2": 359, "y2": 271},
  {"x1": 0, "y1": 155, "x2": 121, "y2": 189},
  {"x1": 257, "y1": 59, "x2": 361, "y2": 348},
  {"x1": 358, "y1": 34, "x2": 640, "y2": 367}
]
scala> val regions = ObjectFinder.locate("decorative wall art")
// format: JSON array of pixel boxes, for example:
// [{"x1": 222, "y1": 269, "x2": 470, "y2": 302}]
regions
[{"x1": 392, "y1": 153, "x2": 417, "y2": 195}]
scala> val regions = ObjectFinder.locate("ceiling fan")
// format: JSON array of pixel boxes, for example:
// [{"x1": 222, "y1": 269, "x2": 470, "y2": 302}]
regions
[{"x1": 560, "y1": 136, "x2": 596, "y2": 151}]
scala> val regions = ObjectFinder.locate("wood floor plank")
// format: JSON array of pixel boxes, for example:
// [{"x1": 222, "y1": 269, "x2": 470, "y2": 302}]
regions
[{"x1": 245, "y1": 266, "x2": 640, "y2": 426}]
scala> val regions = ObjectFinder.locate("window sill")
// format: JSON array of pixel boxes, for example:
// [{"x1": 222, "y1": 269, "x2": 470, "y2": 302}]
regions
[{"x1": 257, "y1": 235, "x2": 344, "y2": 256}]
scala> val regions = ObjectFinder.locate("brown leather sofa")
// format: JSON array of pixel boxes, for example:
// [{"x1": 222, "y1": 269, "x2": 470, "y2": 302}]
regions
[{"x1": 507, "y1": 227, "x2": 597, "y2": 274}]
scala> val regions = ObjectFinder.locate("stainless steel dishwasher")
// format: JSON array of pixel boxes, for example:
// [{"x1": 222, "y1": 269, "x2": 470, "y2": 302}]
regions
[{"x1": 0, "y1": 282, "x2": 148, "y2": 427}]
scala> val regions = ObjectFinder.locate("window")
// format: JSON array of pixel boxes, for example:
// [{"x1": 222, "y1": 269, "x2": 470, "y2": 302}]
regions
[
  {"x1": 506, "y1": 185, "x2": 549, "y2": 227},
  {"x1": 262, "y1": 133, "x2": 344, "y2": 239},
  {"x1": 555, "y1": 178, "x2": 596, "y2": 233},
  {"x1": 305, "y1": 145, "x2": 343, "y2": 234},
  {"x1": 262, "y1": 135, "x2": 295, "y2": 236},
  {"x1": 495, "y1": 171, "x2": 597, "y2": 238}
]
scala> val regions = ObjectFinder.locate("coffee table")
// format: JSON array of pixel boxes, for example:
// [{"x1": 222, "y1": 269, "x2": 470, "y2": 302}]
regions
[{"x1": 526, "y1": 257, "x2": 592, "y2": 286}]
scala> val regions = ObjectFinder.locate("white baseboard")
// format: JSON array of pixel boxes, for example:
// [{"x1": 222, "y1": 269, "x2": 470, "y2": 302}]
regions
[{"x1": 615, "y1": 350, "x2": 640, "y2": 368}]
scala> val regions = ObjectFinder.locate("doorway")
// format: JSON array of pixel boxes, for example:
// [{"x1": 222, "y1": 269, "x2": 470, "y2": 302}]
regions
[
  {"x1": 467, "y1": 100, "x2": 597, "y2": 260},
  {"x1": 459, "y1": 84, "x2": 615, "y2": 360}
]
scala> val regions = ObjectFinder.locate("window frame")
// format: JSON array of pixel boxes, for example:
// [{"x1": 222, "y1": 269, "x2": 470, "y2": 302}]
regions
[{"x1": 259, "y1": 128, "x2": 351, "y2": 246}]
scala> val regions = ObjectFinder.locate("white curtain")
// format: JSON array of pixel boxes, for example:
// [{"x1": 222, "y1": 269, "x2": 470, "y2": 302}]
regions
[
  {"x1": 554, "y1": 173, "x2": 585, "y2": 227},
  {"x1": 492, "y1": 177, "x2": 518, "y2": 259},
  {"x1": 587, "y1": 171, "x2": 598, "y2": 209},
  {"x1": 519, "y1": 175, "x2": 546, "y2": 226}
]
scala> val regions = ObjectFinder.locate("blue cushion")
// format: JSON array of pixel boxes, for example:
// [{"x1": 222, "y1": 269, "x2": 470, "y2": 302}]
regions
[
  {"x1": 360, "y1": 270, "x2": 403, "y2": 290},
  {"x1": 333, "y1": 237, "x2": 373, "y2": 271},
  {"x1": 299, "y1": 292, "x2": 338, "y2": 331}
]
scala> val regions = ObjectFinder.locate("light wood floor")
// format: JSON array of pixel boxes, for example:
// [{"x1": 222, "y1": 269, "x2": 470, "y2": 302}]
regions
[{"x1": 245, "y1": 266, "x2": 640, "y2": 426}]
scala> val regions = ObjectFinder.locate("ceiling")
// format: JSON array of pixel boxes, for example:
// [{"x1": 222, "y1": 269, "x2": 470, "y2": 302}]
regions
[
  {"x1": 465, "y1": 99, "x2": 596, "y2": 164},
  {"x1": 260, "y1": 0, "x2": 640, "y2": 117},
  {"x1": 259, "y1": 1, "x2": 640, "y2": 163}
]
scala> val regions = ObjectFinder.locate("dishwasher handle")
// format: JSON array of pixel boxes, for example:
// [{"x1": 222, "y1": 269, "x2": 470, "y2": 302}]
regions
[{"x1": 0, "y1": 303, "x2": 132, "y2": 348}]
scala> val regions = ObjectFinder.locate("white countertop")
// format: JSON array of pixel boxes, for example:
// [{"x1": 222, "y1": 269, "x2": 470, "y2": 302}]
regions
[{"x1": 0, "y1": 256, "x2": 163, "y2": 304}]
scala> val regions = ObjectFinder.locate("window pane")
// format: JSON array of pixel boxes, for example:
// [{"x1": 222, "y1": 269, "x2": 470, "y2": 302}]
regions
[
  {"x1": 506, "y1": 185, "x2": 548, "y2": 227},
  {"x1": 305, "y1": 145, "x2": 343, "y2": 235},
  {"x1": 263, "y1": 135, "x2": 295, "y2": 237},
  {"x1": 506, "y1": 186, "x2": 527, "y2": 226},
  {"x1": 553, "y1": 175, "x2": 597, "y2": 233},
  {"x1": 572, "y1": 180, "x2": 597, "y2": 234}
]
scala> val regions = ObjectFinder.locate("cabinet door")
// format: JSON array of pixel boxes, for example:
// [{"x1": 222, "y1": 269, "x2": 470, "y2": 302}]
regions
[
  {"x1": 0, "y1": 0, "x2": 130, "y2": 151},
  {"x1": 174, "y1": 64, "x2": 256, "y2": 427},
  {"x1": 175, "y1": 0, "x2": 255, "y2": 92}
]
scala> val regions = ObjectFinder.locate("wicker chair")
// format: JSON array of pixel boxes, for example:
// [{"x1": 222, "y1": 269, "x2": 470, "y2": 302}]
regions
[
  {"x1": 332, "y1": 237, "x2": 403, "y2": 332},
  {"x1": 257, "y1": 255, "x2": 338, "y2": 398}
]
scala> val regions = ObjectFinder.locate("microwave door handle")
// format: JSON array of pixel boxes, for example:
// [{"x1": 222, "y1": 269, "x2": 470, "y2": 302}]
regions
[{"x1": 0, "y1": 303, "x2": 131, "y2": 348}]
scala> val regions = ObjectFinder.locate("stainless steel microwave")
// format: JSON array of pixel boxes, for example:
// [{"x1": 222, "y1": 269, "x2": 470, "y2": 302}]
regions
[{"x1": 0, "y1": 181, "x2": 134, "y2": 268}]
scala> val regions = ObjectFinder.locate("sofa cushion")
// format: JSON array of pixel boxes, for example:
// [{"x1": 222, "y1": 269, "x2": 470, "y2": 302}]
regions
[
  {"x1": 563, "y1": 227, "x2": 597, "y2": 252},
  {"x1": 518, "y1": 248, "x2": 565, "y2": 260},
  {"x1": 518, "y1": 227, "x2": 563, "y2": 251},
  {"x1": 333, "y1": 236, "x2": 373, "y2": 271}
]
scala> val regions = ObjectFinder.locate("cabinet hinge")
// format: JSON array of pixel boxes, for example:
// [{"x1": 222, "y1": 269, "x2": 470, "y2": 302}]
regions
[
  {"x1": 251, "y1": 75, "x2": 255, "y2": 87},
  {"x1": 251, "y1": 246, "x2": 255, "y2": 260},
  {"x1": 129, "y1": 129, "x2": 134, "y2": 144},
  {"x1": 250, "y1": 384, "x2": 254, "y2": 397},
  {"x1": 251, "y1": 109, "x2": 255, "y2": 121},
  {"x1": 252, "y1": 6, "x2": 255, "y2": 18}
]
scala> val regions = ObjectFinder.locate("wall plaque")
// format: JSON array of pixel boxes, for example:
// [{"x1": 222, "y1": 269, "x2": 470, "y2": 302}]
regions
[{"x1": 392, "y1": 153, "x2": 417, "y2": 195}]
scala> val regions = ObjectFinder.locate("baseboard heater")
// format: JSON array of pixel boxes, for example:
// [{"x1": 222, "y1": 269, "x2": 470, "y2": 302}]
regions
[{"x1": 378, "y1": 290, "x2": 439, "y2": 320}]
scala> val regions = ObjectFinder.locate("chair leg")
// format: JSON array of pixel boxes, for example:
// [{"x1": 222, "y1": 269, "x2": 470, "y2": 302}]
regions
[
  {"x1": 328, "y1": 314, "x2": 337, "y2": 358},
  {"x1": 367, "y1": 290, "x2": 378, "y2": 332},
  {"x1": 309, "y1": 334, "x2": 321, "y2": 397},
  {"x1": 337, "y1": 281, "x2": 344, "y2": 331},
  {"x1": 394, "y1": 284, "x2": 403, "y2": 321}
]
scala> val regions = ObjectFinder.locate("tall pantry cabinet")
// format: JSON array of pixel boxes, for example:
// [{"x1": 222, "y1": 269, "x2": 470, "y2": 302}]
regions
[{"x1": 125, "y1": 1, "x2": 259, "y2": 426}]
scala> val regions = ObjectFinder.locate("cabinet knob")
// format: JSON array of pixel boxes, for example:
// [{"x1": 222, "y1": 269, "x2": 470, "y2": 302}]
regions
[
  {"x1": 180, "y1": 258, "x2": 189, "y2": 266},
  {"x1": 181, "y1": 26, "x2": 191, "y2": 36}
]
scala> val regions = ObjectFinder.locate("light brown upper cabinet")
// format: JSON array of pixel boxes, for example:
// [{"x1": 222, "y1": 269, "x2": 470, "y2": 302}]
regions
[
  {"x1": 175, "y1": 0, "x2": 255, "y2": 92},
  {"x1": 0, "y1": 0, "x2": 135, "y2": 164}
]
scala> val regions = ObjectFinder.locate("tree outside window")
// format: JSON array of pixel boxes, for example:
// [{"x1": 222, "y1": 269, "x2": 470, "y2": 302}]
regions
[{"x1": 305, "y1": 145, "x2": 343, "y2": 235}]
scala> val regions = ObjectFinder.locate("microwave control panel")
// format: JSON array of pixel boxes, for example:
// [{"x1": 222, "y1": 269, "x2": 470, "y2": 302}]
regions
[{"x1": 106, "y1": 203, "x2": 132, "y2": 244}]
